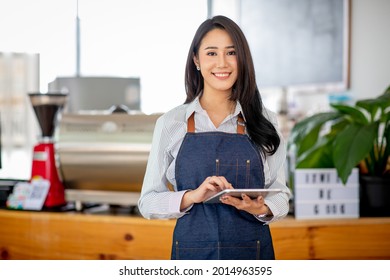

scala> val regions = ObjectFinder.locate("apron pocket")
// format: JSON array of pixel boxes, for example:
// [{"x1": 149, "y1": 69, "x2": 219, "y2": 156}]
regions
[
  {"x1": 215, "y1": 158, "x2": 251, "y2": 188},
  {"x1": 174, "y1": 241, "x2": 218, "y2": 260},
  {"x1": 218, "y1": 240, "x2": 260, "y2": 260},
  {"x1": 174, "y1": 240, "x2": 260, "y2": 260}
]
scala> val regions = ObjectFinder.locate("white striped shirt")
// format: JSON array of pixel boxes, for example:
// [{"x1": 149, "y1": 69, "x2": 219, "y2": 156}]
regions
[{"x1": 138, "y1": 96, "x2": 291, "y2": 223}]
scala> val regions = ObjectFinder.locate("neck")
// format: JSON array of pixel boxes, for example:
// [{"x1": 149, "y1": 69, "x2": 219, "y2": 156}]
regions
[
  {"x1": 200, "y1": 91, "x2": 235, "y2": 128},
  {"x1": 200, "y1": 90, "x2": 234, "y2": 112}
]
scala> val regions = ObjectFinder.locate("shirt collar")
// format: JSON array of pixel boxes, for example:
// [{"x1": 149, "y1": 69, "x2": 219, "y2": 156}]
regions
[
  {"x1": 185, "y1": 96, "x2": 247, "y2": 122},
  {"x1": 185, "y1": 96, "x2": 199, "y2": 120}
]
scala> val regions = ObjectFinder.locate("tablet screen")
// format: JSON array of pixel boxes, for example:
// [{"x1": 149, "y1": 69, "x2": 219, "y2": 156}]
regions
[{"x1": 203, "y1": 189, "x2": 282, "y2": 204}]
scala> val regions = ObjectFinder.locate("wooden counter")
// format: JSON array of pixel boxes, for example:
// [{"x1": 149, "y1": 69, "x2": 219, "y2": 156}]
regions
[{"x1": 0, "y1": 209, "x2": 389, "y2": 260}]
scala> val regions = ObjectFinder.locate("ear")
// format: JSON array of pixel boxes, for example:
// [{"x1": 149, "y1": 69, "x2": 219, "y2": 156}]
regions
[{"x1": 193, "y1": 56, "x2": 199, "y2": 68}]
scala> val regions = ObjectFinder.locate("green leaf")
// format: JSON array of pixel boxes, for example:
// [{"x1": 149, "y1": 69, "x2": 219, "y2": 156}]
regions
[
  {"x1": 288, "y1": 112, "x2": 342, "y2": 155},
  {"x1": 295, "y1": 124, "x2": 322, "y2": 156},
  {"x1": 332, "y1": 123, "x2": 377, "y2": 184},
  {"x1": 328, "y1": 119, "x2": 349, "y2": 138},
  {"x1": 295, "y1": 137, "x2": 334, "y2": 168},
  {"x1": 384, "y1": 85, "x2": 390, "y2": 95},
  {"x1": 380, "y1": 111, "x2": 390, "y2": 122},
  {"x1": 356, "y1": 89, "x2": 390, "y2": 120},
  {"x1": 330, "y1": 103, "x2": 369, "y2": 124},
  {"x1": 380, "y1": 116, "x2": 390, "y2": 174}
]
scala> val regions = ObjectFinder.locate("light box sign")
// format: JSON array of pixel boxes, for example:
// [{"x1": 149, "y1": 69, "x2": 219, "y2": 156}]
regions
[{"x1": 294, "y1": 168, "x2": 359, "y2": 219}]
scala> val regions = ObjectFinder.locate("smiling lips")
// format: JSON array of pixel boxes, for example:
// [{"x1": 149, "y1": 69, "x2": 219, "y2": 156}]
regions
[{"x1": 213, "y1": 72, "x2": 230, "y2": 79}]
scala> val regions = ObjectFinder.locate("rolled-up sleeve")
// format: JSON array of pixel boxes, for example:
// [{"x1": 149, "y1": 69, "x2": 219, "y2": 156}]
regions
[
  {"x1": 255, "y1": 110, "x2": 292, "y2": 224},
  {"x1": 138, "y1": 115, "x2": 189, "y2": 219}
]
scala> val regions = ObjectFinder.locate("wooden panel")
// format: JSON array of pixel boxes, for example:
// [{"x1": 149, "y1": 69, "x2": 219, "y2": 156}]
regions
[
  {"x1": 271, "y1": 226, "x2": 311, "y2": 260},
  {"x1": 271, "y1": 217, "x2": 390, "y2": 260},
  {"x1": 312, "y1": 223, "x2": 390, "y2": 259},
  {"x1": 0, "y1": 210, "x2": 175, "y2": 260},
  {"x1": 1, "y1": 210, "x2": 390, "y2": 260}
]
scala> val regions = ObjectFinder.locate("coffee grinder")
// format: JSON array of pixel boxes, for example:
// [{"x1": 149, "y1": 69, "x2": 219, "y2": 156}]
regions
[{"x1": 28, "y1": 92, "x2": 68, "y2": 208}]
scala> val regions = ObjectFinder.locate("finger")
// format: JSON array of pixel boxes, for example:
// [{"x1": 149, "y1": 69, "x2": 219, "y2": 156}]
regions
[
  {"x1": 210, "y1": 176, "x2": 223, "y2": 186},
  {"x1": 218, "y1": 176, "x2": 233, "y2": 189},
  {"x1": 256, "y1": 195, "x2": 264, "y2": 202},
  {"x1": 209, "y1": 176, "x2": 224, "y2": 188},
  {"x1": 241, "y1": 194, "x2": 252, "y2": 203},
  {"x1": 207, "y1": 176, "x2": 216, "y2": 185},
  {"x1": 204, "y1": 183, "x2": 221, "y2": 192},
  {"x1": 204, "y1": 176, "x2": 211, "y2": 184},
  {"x1": 256, "y1": 195, "x2": 265, "y2": 206},
  {"x1": 220, "y1": 195, "x2": 240, "y2": 206},
  {"x1": 206, "y1": 176, "x2": 216, "y2": 187}
]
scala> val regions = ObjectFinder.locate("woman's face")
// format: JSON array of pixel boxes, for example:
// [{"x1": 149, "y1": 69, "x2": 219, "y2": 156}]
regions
[{"x1": 194, "y1": 28, "x2": 238, "y2": 95}]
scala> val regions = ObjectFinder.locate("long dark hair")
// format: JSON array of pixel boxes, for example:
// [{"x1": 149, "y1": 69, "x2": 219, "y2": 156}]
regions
[{"x1": 184, "y1": 15, "x2": 280, "y2": 155}]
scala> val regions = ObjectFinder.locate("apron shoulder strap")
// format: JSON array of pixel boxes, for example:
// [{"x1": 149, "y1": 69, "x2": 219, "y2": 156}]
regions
[
  {"x1": 187, "y1": 112, "x2": 196, "y2": 133},
  {"x1": 237, "y1": 114, "x2": 245, "y2": 135},
  {"x1": 187, "y1": 112, "x2": 246, "y2": 134}
]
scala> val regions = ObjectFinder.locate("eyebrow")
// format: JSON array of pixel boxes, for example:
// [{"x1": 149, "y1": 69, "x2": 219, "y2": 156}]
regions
[{"x1": 204, "y1": 45, "x2": 235, "y2": 50}]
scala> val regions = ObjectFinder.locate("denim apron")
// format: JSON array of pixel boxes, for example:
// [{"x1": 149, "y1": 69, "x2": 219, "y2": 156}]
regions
[{"x1": 171, "y1": 112, "x2": 275, "y2": 260}]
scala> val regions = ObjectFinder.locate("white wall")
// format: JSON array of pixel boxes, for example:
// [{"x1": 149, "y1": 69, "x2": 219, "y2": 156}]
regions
[
  {"x1": 350, "y1": 0, "x2": 390, "y2": 99},
  {"x1": 212, "y1": 0, "x2": 390, "y2": 103}
]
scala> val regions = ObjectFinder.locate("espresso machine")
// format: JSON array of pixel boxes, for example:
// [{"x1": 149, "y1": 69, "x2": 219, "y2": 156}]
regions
[{"x1": 28, "y1": 92, "x2": 68, "y2": 208}]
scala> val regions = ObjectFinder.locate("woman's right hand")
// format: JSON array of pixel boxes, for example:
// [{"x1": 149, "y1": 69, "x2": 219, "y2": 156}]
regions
[{"x1": 180, "y1": 176, "x2": 233, "y2": 210}]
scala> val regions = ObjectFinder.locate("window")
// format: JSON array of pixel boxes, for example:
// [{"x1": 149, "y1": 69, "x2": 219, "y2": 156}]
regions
[{"x1": 0, "y1": 0, "x2": 207, "y2": 114}]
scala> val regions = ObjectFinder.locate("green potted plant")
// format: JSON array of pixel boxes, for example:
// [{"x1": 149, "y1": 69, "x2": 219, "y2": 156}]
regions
[{"x1": 288, "y1": 85, "x2": 390, "y2": 216}]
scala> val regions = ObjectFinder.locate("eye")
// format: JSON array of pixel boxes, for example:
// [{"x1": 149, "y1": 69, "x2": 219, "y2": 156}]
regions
[
  {"x1": 207, "y1": 51, "x2": 217, "y2": 56},
  {"x1": 227, "y1": 50, "x2": 236, "y2": 56}
]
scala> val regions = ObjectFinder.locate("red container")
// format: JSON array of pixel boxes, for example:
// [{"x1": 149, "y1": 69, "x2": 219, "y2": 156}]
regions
[{"x1": 31, "y1": 142, "x2": 66, "y2": 208}]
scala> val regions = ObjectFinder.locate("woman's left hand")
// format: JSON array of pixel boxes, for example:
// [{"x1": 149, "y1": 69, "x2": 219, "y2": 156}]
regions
[{"x1": 220, "y1": 194, "x2": 270, "y2": 216}]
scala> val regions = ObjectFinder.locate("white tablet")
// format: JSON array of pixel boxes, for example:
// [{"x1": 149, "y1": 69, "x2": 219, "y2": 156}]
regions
[{"x1": 203, "y1": 188, "x2": 282, "y2": 204}]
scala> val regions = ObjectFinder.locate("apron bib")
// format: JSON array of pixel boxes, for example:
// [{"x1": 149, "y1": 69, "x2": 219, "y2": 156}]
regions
[{"x1": 171, "y1": 113, "x2": 275, "y2": 260}]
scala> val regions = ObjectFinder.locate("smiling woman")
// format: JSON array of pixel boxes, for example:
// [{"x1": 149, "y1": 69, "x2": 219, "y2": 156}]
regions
[
  {"x1": 193, "y1": 28, "x2": 238, "y2": 127},
  {"x1": 0, "y1": 0, "x2": 207, "y2": 114},
  {"x1": 195, "y1": 29, "x2": 238, "y2": 89},
  {"x1": 138, "y1": 15, "x2": 292, "y2": 260}
]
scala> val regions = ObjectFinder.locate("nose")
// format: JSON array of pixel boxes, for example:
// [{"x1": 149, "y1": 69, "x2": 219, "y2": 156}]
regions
[{"x1": 217, "y1": 54, "x2": 228, "y2": 68}]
